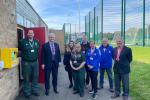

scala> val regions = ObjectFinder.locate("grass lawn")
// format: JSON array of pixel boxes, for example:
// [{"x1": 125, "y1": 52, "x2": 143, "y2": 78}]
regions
[{"x1": 96, "y1": 45, "x2": 150, "y2": 100}]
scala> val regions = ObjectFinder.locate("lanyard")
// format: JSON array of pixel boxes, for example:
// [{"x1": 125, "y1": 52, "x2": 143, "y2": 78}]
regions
[
  {"x1": 102, "y1": 47, "x2": 108, "y2": 53},
  {"x1": 90, "y1": 50, "x2": 95, "y2": 57},
  {"x1": 75, "y1": 52, "x2": 80, "y2": 61},
  {"x1": 70, "y1": 50, "x2": 73, "y2": 55},
  {"x1": 49, "y1": 42, "x2": 55, "y2": 53},
  {"x1": 82, "y1": 44, "x2": 87, "y2": 50},
  {"x1": 117, "y1": 45, "x2": 124, "y2": 58},
  {"x1": 29, "y1": 41, "x2": 34, "y2": 49}
]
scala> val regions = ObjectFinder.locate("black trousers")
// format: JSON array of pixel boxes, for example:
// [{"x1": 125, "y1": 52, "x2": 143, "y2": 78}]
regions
[
  {"x1": 89, "y1": 70, "x2": 98, "y2": 93},
  {"x1": 114, "y1": 72, "x2": 129, "y2": 97},
  {"x1": 68, "y1": 72, "x2": 73, "y2": 84},
  {"x1": 44, "y1": 61, "x2": 58, "y2": 90},
  {"x1": 85, "y1": 65, "x2": 90, "y2": 84}
]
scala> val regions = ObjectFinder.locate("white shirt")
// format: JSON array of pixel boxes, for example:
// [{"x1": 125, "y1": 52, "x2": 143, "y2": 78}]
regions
[{"x1": 91, "y1": 48, "x2": 95, "y2": 54}]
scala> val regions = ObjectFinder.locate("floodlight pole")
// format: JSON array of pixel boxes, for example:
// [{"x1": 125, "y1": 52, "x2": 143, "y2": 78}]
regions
[
  {"x1": 143, "y1": 0, "x2": 145, "y2": 47},
  {"x1": 79, "y1": 0, "x2": 80, "y2": 34}
]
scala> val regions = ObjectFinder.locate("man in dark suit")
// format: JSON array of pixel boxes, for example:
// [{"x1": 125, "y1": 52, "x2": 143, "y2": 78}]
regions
[
  {"x1": 41, "y1": 33, "x2": 61, "y2": 96},
  {"x1": 111, "y1": 37, "x2": 132, "y2": 100}
]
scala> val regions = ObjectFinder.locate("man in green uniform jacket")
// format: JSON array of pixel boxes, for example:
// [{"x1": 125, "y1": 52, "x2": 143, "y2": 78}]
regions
[{"x1": 18, "y1": 29, "x2": 40, "y2": 99}]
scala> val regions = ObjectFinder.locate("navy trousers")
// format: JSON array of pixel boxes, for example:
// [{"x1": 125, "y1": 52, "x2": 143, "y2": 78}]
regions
[{"x1": 44, "y1": 61, "x2": 58, "y2": 90}]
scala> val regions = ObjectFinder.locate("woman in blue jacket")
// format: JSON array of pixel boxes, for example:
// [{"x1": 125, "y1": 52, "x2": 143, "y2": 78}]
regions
[{"x1": 86, "y1": 40, "x2": 101, "y2": 99}]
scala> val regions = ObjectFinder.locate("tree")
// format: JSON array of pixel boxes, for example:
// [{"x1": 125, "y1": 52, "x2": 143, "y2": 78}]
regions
[{"x1": 49, "y1": 28, "x2": 55, "y2": 30}]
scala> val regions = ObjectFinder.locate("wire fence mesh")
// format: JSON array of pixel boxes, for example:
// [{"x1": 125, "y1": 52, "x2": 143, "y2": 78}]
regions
[{"x1": 84, "y1": 0, "x2": 150, "y2": 47}]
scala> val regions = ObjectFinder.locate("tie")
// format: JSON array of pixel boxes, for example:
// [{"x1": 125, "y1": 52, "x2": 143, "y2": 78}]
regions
[{"x1": 52, "y1": 43, "x2": 55, "y2": 61}]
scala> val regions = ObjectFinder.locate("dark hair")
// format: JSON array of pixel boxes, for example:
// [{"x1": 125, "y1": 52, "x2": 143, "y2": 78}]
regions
[
  {"x1": 69, "y1": 40, "x2": 74, "y2": 47},
  {"x1": 27, "y1": 29, "x2": 34, "y2": 34},
  {"x1": 66, "y1": 40, "x2": 75, "y2": 52}
]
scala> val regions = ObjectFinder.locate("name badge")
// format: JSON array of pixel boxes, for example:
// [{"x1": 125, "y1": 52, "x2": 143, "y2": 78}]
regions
[
  {"x1": 116, "y1": 58, "x2": 119, "y2": 61},
  {"x1": 31, "y1": 50, "x2": 35, "y2": 52},
  {"x1": 90, "y1": 57, "x2": 93, "y2": 60},
  {"x1": 74, "y1": 61, "x2": 77, "y2": 63},
  {"x1": 83, "y1": 51, "x2": 85, "y2": 53}
]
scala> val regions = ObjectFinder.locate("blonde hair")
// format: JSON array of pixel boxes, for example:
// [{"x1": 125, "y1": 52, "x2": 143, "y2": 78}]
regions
[
  {"x1": 66, "y1": 40, "x2": 75, "y2": 52},
  {"x1": 75, "y1": 43, "x2": 81, "y2": 48}
]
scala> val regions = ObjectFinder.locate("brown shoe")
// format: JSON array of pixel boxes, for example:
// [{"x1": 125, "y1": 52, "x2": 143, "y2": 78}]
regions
[
  {"x1": 85, "y1": 84, "x2": 89, "y2": 89},
  {"x1": 111, "y1": 94, "x2": 120, "y2": 98},
  {"x1": 97, "y1": 86, "x2": 103, "y2": 90},
  {"x1": 123, "y1": 97, "x2": 128, "y2": 100}
]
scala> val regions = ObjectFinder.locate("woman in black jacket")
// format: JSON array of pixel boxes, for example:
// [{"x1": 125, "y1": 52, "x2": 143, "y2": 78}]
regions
[{"x1": 63, "y1": 40, "x2": 75, "y2": 88}]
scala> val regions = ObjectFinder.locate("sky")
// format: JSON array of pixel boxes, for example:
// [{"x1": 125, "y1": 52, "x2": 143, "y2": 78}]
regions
[
  {"x1": 28, "y1": 0, "x2": 150, "y2": 34},
  {"x1": 28, "y1": 0, "x2": 100, "y2": 32}
]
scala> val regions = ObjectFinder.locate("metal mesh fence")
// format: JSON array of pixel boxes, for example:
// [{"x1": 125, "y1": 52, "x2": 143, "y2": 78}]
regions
[
  {"x1": 62, "y1": 23, "x2": 71, "y2": 44},
  {"x1": 125, "y1": 0, "x2": 143, "y2": 45},
  {"x1": 103, "y1": 0, "x2": 121, "y2": 45},
  {"x1": 145, "y1": 0, "x2": 150, "y2": 46},
  {"x1": 85, "y1": 0, "x2": 150, "y2": 47},
  {"x1": 95, "y1": 1, "x2": 102, "y2": 45}
]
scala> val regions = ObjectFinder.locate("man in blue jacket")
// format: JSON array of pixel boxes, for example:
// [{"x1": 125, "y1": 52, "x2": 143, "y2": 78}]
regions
[
  {"x1": 98, "y1": 38, "x2": 114, "y2": 92},
  {"x1": 86, "y1": 40, "x2": 101, "y2": 99}
]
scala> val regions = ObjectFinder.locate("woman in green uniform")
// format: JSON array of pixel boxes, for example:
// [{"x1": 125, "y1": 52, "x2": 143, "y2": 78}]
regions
[{"x1": 70, "y1": 44, "x2": 86, "y2": 97}]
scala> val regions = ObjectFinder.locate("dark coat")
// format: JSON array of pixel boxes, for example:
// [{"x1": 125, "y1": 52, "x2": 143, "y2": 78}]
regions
[
  {"x1": 113, "y1": 46, "x2": 132, "y2": 74},
  {"x1": 63, "y1": 50, "x2": 72, "y2": 73},
  {"x1": 41, "y1": 42, "x2": 61, "y2": 68},
  {"x1": 80, "y1": 42, "x2": 90, "y2": 54}
]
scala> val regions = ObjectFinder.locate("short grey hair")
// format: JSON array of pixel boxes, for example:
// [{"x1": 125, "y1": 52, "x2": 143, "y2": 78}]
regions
[
  {"x1": 83, "y1": 35, "x2": 87, "y2": 38},
  {"x1": 102, "y1": 38, "x2": 108, "y2": 41},
  {"x1": 49, "y1": 33, "x2": 55, "y2": 37},
  {"x1": 116, "y1": 36, "x2": 124, "y2": 42}
]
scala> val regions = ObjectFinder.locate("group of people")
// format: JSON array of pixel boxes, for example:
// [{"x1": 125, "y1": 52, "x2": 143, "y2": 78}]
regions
[
  {"x1": 18, "y1": 29, "x2": 132, "y2": 100},
  {"x1": 63, "y1": 35, "x2": 132, "y2": 100}
]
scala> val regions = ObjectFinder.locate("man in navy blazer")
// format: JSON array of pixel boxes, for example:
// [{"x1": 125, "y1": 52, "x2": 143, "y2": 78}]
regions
[{"x1": 41, "y1": 33, "x2": 61, "y2": 96}]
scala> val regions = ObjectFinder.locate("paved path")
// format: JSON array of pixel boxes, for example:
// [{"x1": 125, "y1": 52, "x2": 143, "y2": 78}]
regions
[{"x1": 15, "y1": 55, "x2": 132, "y2": 100}]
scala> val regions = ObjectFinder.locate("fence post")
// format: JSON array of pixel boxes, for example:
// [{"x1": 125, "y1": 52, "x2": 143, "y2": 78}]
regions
[
  {"x1": 143, "y1": 0, "x2": 145, "y2": 47},
  {"x1": 121, "y1": 0, "x2": 123, "y2": 37},
  {"x1": 85, "y1": 16, "x2": 86, "y2": 35},
  {"x1": 97, "y1": 16, "x2": 98, "y2": 44},
  {"x1": 123, "y1": 0, "x2": 126, "y2": 45},
  {"x1": 89, "y1": 12, "x2": 90, "y2": 41},
  {"x1": 101, "y1": 0, "x2": 103, "y2": 44},
  {"x1": 64, "y1": 23, "x2": 66, "y2": 44},
  {"x1": 94, "y1": 7, "x2": 96, "y2": 41},
  {"x1": 70, "y1": 23, "x2": 71, "y2": 41}
]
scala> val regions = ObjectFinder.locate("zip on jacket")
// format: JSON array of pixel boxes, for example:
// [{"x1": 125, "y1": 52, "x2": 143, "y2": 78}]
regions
[{"x1": 86, "y1": 47, "x2": 101, "y2": 71}]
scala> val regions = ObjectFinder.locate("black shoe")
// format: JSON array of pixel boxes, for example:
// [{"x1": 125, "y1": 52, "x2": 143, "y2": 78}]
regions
[
  {"x1": 69, "y1": 84, "x2": 73, "y2": 88},
  {"x1": 54, "y1": 89, "x2": 59, "y2": 93},
  {"x1": 89, "y1": 89, "x2": 94, "y2": 94},
  {"x1": 92, "y1": 93, "x2": 97, "y2": 99},
  {"x1": 32, "y1": 92, "x2": 40, "y2": 96},
  {"x1": 80, "y1": 94, "x2": 84, "y2": 97},
  {"x1": 73, "y1": 87, "x2": 75, "y2": 91},
  {"x1": 45, "y1": 90, "x2": 50, "y2": 96},
  {"x1": 24, "y1": 95, "x2": 32, "y2": 99},
  {"x1": 73, "y1": 91, "x2": 79, "y2": 94}
]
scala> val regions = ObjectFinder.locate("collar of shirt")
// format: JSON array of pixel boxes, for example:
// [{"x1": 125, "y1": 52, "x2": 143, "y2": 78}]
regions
[
  {"x1": 117, "y1": 45, "x2": 124, "y2": 50},
  {"x1": 83, "y1": 42, "x2": 87, "y2": 45},
  {"x1": 49, "y1": 41, "x2": 54, "y2": 46},
  {"x1": 91, "y1": 48, "x2": 95, "y2": 54}
]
